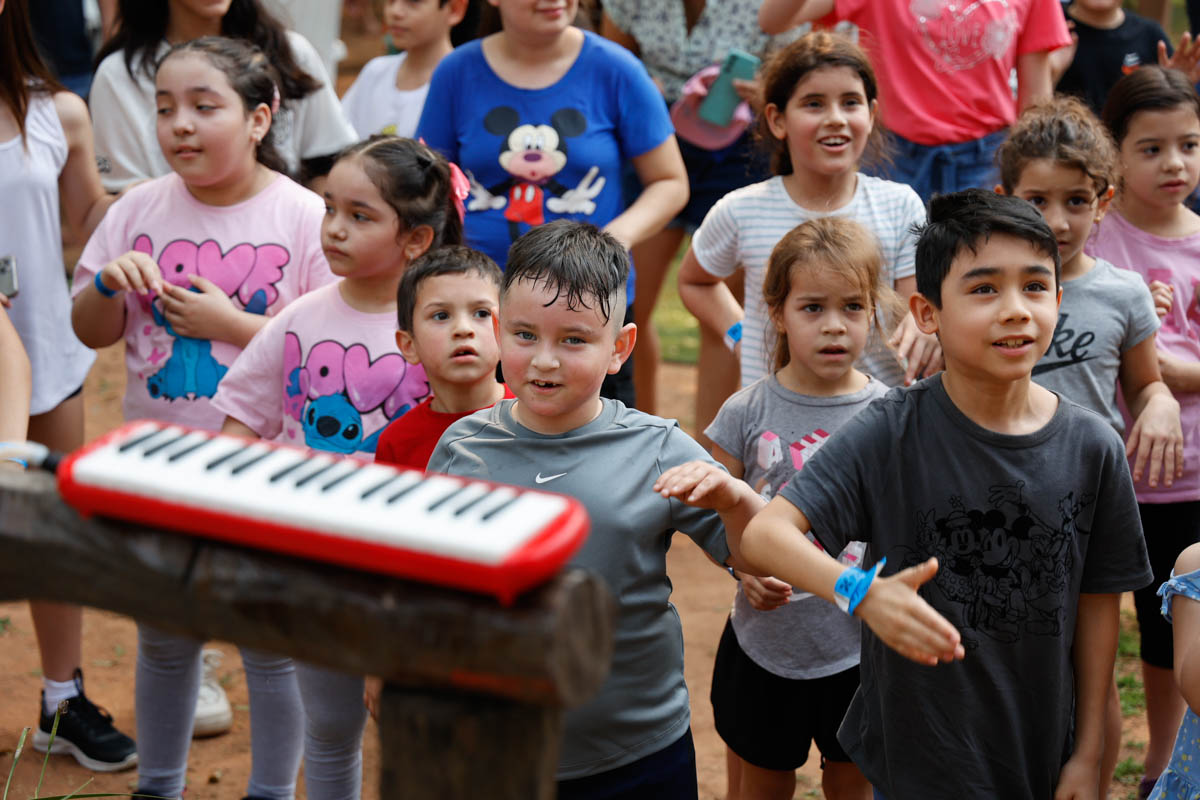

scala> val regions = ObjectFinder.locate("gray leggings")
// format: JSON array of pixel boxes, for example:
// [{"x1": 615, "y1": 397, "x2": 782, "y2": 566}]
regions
[
  {"x1": 135, "y1": 624, "x2": 303, "y2": 799},
  {"x1": 294, "y1": 663, "x2": 368, "y2": 800}
]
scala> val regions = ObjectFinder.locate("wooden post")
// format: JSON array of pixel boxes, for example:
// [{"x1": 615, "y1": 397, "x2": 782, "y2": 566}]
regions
[{"x1": 0, "y1": 470, "x2": 615, "y2": 796}]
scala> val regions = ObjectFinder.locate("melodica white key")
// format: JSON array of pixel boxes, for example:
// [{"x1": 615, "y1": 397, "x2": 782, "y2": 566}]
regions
[{"x1": 57, "y1": 421, "x2": 590, "y2": 603}]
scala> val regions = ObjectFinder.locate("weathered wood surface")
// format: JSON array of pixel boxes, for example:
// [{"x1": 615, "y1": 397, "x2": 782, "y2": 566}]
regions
[{"x1": 0, "y1": 470, "x2": 616, "y2": 707}]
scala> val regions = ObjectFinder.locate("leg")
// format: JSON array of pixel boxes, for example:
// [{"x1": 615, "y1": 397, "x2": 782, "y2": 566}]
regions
[
  {"x1": 630, "y1": 227, "x2": 687, "y2": 415},
  {"x1": 693, "y1": 272, "x2": 741, "y2": 450},
  {"x1": 1143, "y1": 662, "x2": 1186, "y2": 779},
  {"x1": 241, "y1": 648, "x2": 304, "y2": 800},
  {"x1": 724, "y1": 746, "x2": 742, "y2": 800},
  {"x1": 295, "y1": 661, "x2": 368, "y2": 800},
  {"x1": 1099, "y1": 679, "x2": 1122, "y2": 798},
  {"x1": 135, "y1": 625, "x2": 203, "y2": 797},
  {"x1": 736, "y1": 759, "x2": 794, "y2": 800},
  {"x1": 821, "y1": 760, "x2": 872, "y2": 800}
]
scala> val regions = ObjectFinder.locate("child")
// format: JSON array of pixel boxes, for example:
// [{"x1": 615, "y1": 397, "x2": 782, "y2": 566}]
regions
[
  {"x1": 375, "y1": 244, "x2": 513, "y2": 470},
  {"x1": 340, "y1": 0, "x2": 468, "y2": 139},
  {"x1": 737, "y1": 189, "x2": 1152, "y2": 799},
  {"x1": 705, "y1": 217, "x2": 897, "y2": 800},
  {"x1": 1089, "y1": 65, "x2": 1200, "y2": 795},
  {"x1": 996, "y1": 94, "x2": 1184, "y2": 798},
  {"x1": 214, "y1": 134, "x2": 460, "y2": 799},
  {"x1": 678, "y1": 31, "x2": 936, "y2": 395},
  {"x1": 70, "y1": 36, "x2": 335, "y2": 800},
  {"x1": 1, "y1": 0, "x2": 136, "y2": 772},
  {"x1": 1146, "y1": 542, "x2": 1200, "y2": 799},
  {"x1": 428, "y1": 220, "x2": 764, "y2": 798}
]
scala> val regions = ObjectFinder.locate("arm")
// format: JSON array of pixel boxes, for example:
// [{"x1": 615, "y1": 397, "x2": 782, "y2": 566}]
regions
[
  {"x1": 599, "y1": 12, "x2": 640, "y2": 55},
  {"x1": 603, "y1": 137, "x2": 688, "y2": 251},
  {"x1": 652, "y1": 460, "x2": 765, "y2": 574},
  {"x1": 887, "y1": 275, "x2": 944, "y2": 384},
  {"x1": 1054, "y1": 592, "x2": 1120, "y2": 800},
  {"x1": 55, "y1": 92, "x2": 117, "y2": 242},
  {"x1": 1048, "y1": 20, "x2": 1078, "y2": 87},
  {"x1": 758, "y1": 0, "x2": 835, "y2": 34},
  {"x1": 221, "y1": 416, "x2": 260, "y2": 440},
  {"x1": 71, "y1": 250, "x2": 164, "y2": 349},
  {"x1": 1119, "y1": 334, "x2": 1183, "y2": 487},
  {"x1": 1173, "y1": 544, "x2": 1200, "y2": 712},
  {"x1": 1016, "y1": 50, "x2": 1053, "y2": 111},
  {"x1": 677, "y1": 246, "x2": 743, "y2": 347},
  {"x1": 1157, "y1": 351, "x2": 1200, "y2": 394},
  {"x1": 0, "y1": 306, "x2": 31, "y2": 445},
  {"x1": 740, "y1": 495, "x2": 964, "y2": 664}
]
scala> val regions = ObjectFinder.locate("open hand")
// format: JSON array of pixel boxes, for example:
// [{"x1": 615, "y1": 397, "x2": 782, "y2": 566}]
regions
[
  {"x1": 99, "y1": 249, "x2": 163, "y2": 297},
  {"x1": 653, "y1": 460, "x2": 740, "y2": 511},
  {"x1": 738, "y1": 573, "x2": 792, "y2": 610},
  {"x1": 854, "y1": 557, "x2": 964, "y2": 665},
  {"x1": 1160, "y1": 32, "x2": 1200, "y2": 83},
  {"x1": 546, "y1": 167, "x2": 605, "y2": 215},
  {"x1": 1126, "y1": 392, "x2": 1184, "y2": 487},
  {"x1": 159, "y1": 275, "x2": 237, "y2": 340},
  {"x1": 888, "y1": 313, "x2": 943, "y2": 385}
]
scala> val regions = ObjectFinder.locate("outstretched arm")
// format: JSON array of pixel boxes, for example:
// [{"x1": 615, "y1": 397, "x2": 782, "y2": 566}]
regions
[
  {"x1": 654, "y1": 460, "x2": 766, "y2": 573},
  {"x1": 758, "y1": 0, "x2": 835, "y2": 34}
]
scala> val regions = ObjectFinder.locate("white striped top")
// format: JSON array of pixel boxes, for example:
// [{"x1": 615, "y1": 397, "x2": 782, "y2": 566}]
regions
[{"x1": 692, "y1": 173, "x2": 925, "y2": 387}]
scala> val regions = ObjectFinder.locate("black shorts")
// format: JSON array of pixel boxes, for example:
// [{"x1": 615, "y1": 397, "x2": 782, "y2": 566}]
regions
[
  {"x1": 710, "y1": 616, "x2": 858, "y2": 770},
  {"x1": 1134, "y1": 501, "x2": 1200, "y2": 668},
  {"x1": 556, "y1": 728, "x2": 697, "y2": 800}
]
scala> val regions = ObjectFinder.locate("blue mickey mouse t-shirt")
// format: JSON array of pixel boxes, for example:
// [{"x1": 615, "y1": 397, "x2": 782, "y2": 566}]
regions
[{"x1": 417, "y1": 31, "x2": 674, "y2": 299}]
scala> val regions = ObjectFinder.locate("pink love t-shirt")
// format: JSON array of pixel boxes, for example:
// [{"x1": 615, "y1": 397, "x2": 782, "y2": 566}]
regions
[
  {"x1": 212, "y1": 282, "x2": 429, "y2": 457},
  {"x1": 72, "y1": 172, "x2": 335, "y2": 431}
]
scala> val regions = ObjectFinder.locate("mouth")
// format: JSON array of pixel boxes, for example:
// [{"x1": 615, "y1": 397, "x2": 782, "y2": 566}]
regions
[
  {"x1": 322, "y1": 244, "x2": 348, "y2": 260},
  {"x1": 818, "y1": 345, "x2": 849, "y2": 357},
  {"x1": 818, "y1": 135, "x2": 850, "y2": 150},
  {"x1": 992, "y1": 336, "x2": 1034, "y2": 353},
  {"x1": 529, "y1": 379, "x2": 560, "y2": 391},
  {"x1": 450, "y1": 346, "x2": 478, "y2": 360},
  {"x1": 174, "y1": 145, "x2": 202, "y2": 157},
  {"x1": 1162, "y1": 179, "x2": 1189, "y2": 191}
]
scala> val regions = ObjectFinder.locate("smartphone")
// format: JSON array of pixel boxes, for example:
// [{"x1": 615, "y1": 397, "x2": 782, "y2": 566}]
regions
[
  {"x1": 0, "y1": 256, "x2": 17, "y2": 300},
  {"x1": 698, "y1": 49, "x2": 761, "y2": 127}
]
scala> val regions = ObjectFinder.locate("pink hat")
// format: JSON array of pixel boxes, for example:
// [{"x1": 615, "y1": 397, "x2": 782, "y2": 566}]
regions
[{"x1": 670, "y1": 65, "x2": 753, "y2": 151}]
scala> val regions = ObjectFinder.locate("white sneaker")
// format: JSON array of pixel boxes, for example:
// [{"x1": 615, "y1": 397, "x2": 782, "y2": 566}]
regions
[{"x1": 192, "y1": 648, "x2": 233, "y2": 738}]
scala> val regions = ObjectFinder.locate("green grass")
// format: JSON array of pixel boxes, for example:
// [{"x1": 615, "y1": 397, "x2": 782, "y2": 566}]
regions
[
  {"x1": 1114, "y1": 756, "x2": 1144, "y2": 784},
  {"x1": 651, "y1": 240, "x2": 700, "y2": 365},
  {"x1": 1118, "y1": 672, "x2": 1146, "y2": 716}
]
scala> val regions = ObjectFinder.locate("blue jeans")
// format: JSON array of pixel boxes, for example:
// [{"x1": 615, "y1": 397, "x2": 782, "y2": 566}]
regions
[{"x1": 873, "y1": 128, "x2": 1008, "y2": 206}]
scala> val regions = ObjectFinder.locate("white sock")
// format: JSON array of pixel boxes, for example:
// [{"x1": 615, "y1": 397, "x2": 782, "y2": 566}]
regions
[{"x1": 43, "y1": 676, "x2": 79, "y2": 716}]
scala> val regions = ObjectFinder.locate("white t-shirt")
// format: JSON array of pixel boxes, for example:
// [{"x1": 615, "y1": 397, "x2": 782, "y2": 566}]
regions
[
  {"x1": 0, "y1": 93, "x2": 95, "y2": 414},
  {"x1": 89, "y1": 31, "x2": 358, "y2": 191},
  {"x1": 70, "y1": 172, "x2": 335, "y2": 430},
  {"x1": 691, "y1": 173, "x2": 924, "y2": 388},
  {"x1": 340, "y1": 53, "x2": 431, "y2": 139}
]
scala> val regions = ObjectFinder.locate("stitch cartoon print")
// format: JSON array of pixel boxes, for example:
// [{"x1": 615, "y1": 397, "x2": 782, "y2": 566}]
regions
[
  {"x1": 467, "y1": 106, "x2": 605, "y2": 241},
  {"x1": 133, "y1": 234, "x2": 289, "y2": 402},
  {"x1": 283, "y1": 333, "x2": 429, "y2": 455}
]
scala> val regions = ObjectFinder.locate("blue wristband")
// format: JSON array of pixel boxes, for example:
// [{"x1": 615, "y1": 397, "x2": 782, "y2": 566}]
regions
[
  {"x1": 833, "y1": 557, "x2": 887, "y2": 616},
  {"x1": 94, "y1": 272, "x2": 118, "y2": 298},
  {"x1": 723, "y1": 320, "x2": 743, "y2": 352},
  {"x1": 3, "y1": 457, "x2": 27, "y2": 469}
]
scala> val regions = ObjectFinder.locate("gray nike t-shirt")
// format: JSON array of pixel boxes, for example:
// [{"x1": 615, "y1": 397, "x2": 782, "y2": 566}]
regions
[
  {"x1": 1033, "y1": 258, "x2": 1158, "y2": 434},
  {"x1": 706, "y1": 374, "x2": 888, "y2": 679},
  {"x1": 428, "y1": 398, "x2": 732, "y2": 780}
]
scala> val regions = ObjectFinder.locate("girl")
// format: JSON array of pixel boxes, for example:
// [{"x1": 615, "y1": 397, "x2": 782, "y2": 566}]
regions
[
  {"x1": 1147, "y1": 541, "x2": 1200, "y2": 799},
  {"x1": 705, "y1": 216, "x2": 897, "y2": 800},
  {"x1": 213, "y1": 135, "x2": 460, "y2": 798},
  {"x1": 678, "y1": 31, "x2": 937, "y2": 402},
  {"x1": 90, "y1": 0, "x2": 357, "y2": 191},
  {"x1": 996, "y1": 94, "x2": 1184, "y2": 799},
  {"x1": 1089, "y1": 65, "x2": 1200, "y2": 798},
  {"x1": 70, "y1": 36, "x2": 335, "y2": 800},
  {"x1": 415, "y1": 0, "x2": 689, "y2": 407},
  {"x1": 1, "y1": 0, "x2": 137, "y2": 773}
]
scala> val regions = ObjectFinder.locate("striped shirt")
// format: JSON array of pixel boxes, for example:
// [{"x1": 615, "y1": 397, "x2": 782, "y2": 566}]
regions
[{"x1": 692, "y1": 174, "x2": 925, "y2": 387}]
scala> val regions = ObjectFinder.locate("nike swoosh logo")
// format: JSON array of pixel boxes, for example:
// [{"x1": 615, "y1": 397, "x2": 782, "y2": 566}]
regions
[
  {"x1": 535, "y1": 472, "x2": 567, "y2": 484},
  {"x1": 1032, "y1": 356, "x2": 1097, "y2": 375}
]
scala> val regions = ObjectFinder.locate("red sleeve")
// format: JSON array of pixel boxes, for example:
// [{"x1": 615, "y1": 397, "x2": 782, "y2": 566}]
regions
[{"x1": 1018, "y1": 0, "x2": 1071, "y2": 54}]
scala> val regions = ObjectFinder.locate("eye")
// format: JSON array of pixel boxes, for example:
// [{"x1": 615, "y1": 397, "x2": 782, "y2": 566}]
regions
[
  {"x1": 845, "y1": 302, "x2": 865, "y2": 312},
  {"x1": 1023, "y1": 195, "x2": 1046, "y2": 208},
  {"x1": 343, "y1": 423, "x2": 359, "y2": 440},
  {"x1": 323, "y1": 204, "x2": 334, "y2": 216},
  {"x1": 563, "y1": 336, "x2": 585, "y2": 345},
  {"x1": 515, "y1": 330, "x2": 535, "y2": 341},
  {"x1": 156, "y1": 106, "x2": 172, "y2": 116},
  {"x1": 474, "y1": 308, "x2": 493, "y2": 319},
  {"x1": 970, "y1": 284, "x2": 996, "y2": 295},
  {"x1": 196, "y1": 104, "x2": 215, "y2": 112},
  {"x1": 1066, "y1": 196, "x2": 1090, "y2": 208},
  {"x1": 802, "y1": 303, "x2": 822, "y2": 313},
  {"x1": 1025, "y1": 280, "x2": 1050, "y2": 292},
  {"x1": 1185, "y1": 140, "x2": 1199, "y2": 152},
  {"x1": 432, "y1": 310, "x2": 449, "y2": 321},
  {"x1": 353, "y1": 213, "x2": 370, "y2": 222},
  {"x1": 1143, "y1": 145, "x2": 1160, "y2": 156}
]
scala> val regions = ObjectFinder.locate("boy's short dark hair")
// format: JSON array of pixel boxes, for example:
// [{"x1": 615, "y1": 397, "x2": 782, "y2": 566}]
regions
[
  {"x1": 502, "y1": 220, "x2": 629, "y2": 326},
  {"x1": 914, "y1": 189, "x2": 1061, "y2": 308},
  {"x1": 396, "y1": 245, "x2": 502, "y2": 333}
]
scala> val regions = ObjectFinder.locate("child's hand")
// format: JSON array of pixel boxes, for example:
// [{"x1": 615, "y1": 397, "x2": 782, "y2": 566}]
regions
[
  {"x1": 654, "y1": 460, "x2": 742, "y2": 512},
  {"x1": 1150, "y1": 280, "x2": 1174, "y2": 318},
  {"x1": 1052, "y1": 751, "x2": 1100, "y2": 800},
  {"x1": 1160, "y1": 32, "x2": 1200, "y2": 84},
  {"x1": 737, "y1": 572, "x2": 791, "y2": 610},
  {"x1": 363, "y1": 675, "x2": 382, "y2": 720},
  {"x1": 1127, "y1": 392, "x2": 1184, "y2": 487},
  {"x1": 888, "y1": 314, "x2": 943, "y2": 385},
  {"x1": 100, "y1": 250, "x2": 163, "y2": 297},
  {"x1": 159, "y1": 275, "x2": 238, "y2": 340},
  {"x1": 854, "y1": 557, "x2": 965, "y2": 666}
]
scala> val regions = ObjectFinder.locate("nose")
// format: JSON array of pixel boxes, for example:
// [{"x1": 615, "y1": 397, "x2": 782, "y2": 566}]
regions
[
  {"x1": 452, "y1": 312, "x2": 474, "y2": 336},
  {"x1": 826, "y1": 102, "x2": 847, "y2": 126},
  {"x1": 821, "y1": 310, "x2": 848, "y2": 334},
  {"x1": 523, "y1": 152, "x2": 544, "y2": 163},
  {"x1": 1042, "y1": 204, "x2": 1069, "y2": 238},
  {"x1": 315, "y1": 416, "x2": 341, "y2": 437},
  {"x1": 999, "y1": 288, "x2": 1033, "y2": 323},
  {"x1": 531, "y1": 343, "x2": 558, "y2": 370},
  {"x1": 173, "y1": 113, "x2": 193, "y2": 135},
  {"x1": 1165, "y1": 145, "x2": 1185, "y2": 172}
]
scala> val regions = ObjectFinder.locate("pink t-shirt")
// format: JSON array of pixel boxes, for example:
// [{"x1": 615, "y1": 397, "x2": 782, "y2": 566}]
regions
[
  {"x1": 1088, "y1": 210, "x2": 1200, "y2": 503},
  {"x1": 212, "y1": 282, "x2": 430, "y2": 456},
  {"x1": 827, "y1": 0, "x2": 1069, "y2": 145},
  {"x1": 72, "y1": 172, "x2": 335, "y2": 431}
]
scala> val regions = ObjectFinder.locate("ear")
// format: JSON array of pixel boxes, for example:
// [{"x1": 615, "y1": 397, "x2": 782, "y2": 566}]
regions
[
  {"x1": 764, "y1": 103, "x2": 787, "y2": 141},
  {"x1": 403, "y1": 225, "x2": 436, "y2": 262},
  {"x1": 1095, "y1": 185, "x2": 1115, "y2": 223},
  {"x1": 993, "y1": 183, "x2": 1006, "y2": 195},
  {"x1": 867, "y1": 97, "x2": 878, "y2": 129},
  {"x1": 447, "y1": 0, "x2": 469, "y2": 25},
  {"x1": 1055, "y1": 284, "x2": 1063, "y2": 310},
  {"x1": 909, "y1": 292, "x2": 940, "y2": 336},
  {"x1": 249, "y1": 102, "x2": 272, "y2": 147},
  {"x1": 608, "y1": 322, "x2": 637, "y2": 374},
  {"x1": 396, "y1": 329, "x2": 421, "y2": 365}
]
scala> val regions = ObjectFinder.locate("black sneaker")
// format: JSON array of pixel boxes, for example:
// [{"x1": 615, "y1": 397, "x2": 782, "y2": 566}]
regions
[{"x1": 32, "y1": 669, "x2": 137, "y2": 772}]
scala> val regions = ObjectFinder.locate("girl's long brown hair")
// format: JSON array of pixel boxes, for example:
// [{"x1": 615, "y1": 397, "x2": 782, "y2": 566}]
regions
[{"x1": 0, "y1": 0, "x2": 64, "y2": 144}]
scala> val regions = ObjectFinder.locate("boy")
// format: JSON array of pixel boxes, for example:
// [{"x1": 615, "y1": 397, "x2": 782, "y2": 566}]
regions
[
  {"x1": 738, "y1": 190, "x2": 1152, "y2": 799},
  {"x1": 428, "y1": 220, "x2": 763, "y2": 798},
  {"x1": 375, "y1": 246, "x2": 512, "y2": 470}
]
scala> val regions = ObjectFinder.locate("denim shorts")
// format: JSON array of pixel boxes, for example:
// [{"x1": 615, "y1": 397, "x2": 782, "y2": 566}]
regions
[{"x1": 871, "y1": 128, "x2": 1008, "y2": 206}]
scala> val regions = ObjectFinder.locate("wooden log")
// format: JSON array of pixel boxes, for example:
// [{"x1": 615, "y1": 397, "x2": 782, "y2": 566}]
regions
[{"x1": 0, "y1": 470, "x2": 615, "y2": 707}]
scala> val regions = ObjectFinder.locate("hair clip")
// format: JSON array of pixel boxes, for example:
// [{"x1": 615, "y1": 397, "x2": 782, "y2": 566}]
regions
[
  {"x1": 270, "y1": 84, "x2": 281, "y2": 115},
  {"x1": 448, "y1": 162, "x2": 470, "y2": 223}
]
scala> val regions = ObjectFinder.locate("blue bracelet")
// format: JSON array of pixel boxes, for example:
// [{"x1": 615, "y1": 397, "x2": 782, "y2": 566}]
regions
[
  {"x1": 833, "y1": 557, "x2": 887, "y2": 616},
  {"x1": 94, "y1": 272, "x2": 118, "y2": 298},
  {"x1": 3, "y1": 457, "x2": 27, "y2": 469},
  {"x1": 723, "y1": 320, "x2": 743, "y2": 352}
]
